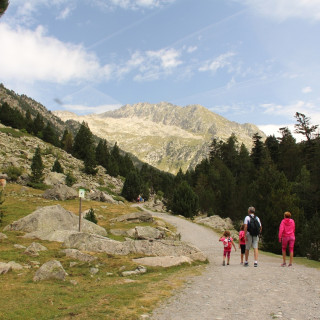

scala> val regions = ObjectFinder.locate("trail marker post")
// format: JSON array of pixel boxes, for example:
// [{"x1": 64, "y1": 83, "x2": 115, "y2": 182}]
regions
[{"x1": 78, "y1": 189, "x2": 85, "y2": 232}]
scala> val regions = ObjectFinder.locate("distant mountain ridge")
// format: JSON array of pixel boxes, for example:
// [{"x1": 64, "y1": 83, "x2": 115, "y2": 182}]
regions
[{"x1": 54, "y1": 102, "x2": 266, "y2": 174}]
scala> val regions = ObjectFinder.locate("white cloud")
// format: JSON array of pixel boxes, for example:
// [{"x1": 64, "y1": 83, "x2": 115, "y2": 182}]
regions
[
  {"x1": 93, "y1": 0, "x2": 175, "y2": 10},
  {"x1": 199, "y1": 52, "x2": 236, "y2": 73},
  {"x1": 261, "y1": 100, "x2": 320, "y2": 126},
  {"x1": 116, "y1": 48, "x2": 182, "y2": 81},
  {"x1": 61, "y1": 103, "x2": 121, "y2": 114},
  {"x1": 241, "y1": 0, "x2": 320, "y2": 21},
  {"x1": 302, "y1": 86, "x2": 312, "y2": 93},
  {"x1": 56, "y1": 6, "x2": 72, "y2": 20},
  {"x1": 0, "y1": 23, "x2": 112, "y2": 83}
]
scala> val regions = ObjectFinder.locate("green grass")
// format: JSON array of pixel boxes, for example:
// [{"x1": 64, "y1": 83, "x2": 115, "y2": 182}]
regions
[
  {"x1": 0, "y1": 183, "x2": 204, "y2": 320},
  {"x1": 260, "y1": 250, "x2": 320, "y2": 269},
  {"x1": 0, "y1": 127, "x2": 30, "y2": 138}
]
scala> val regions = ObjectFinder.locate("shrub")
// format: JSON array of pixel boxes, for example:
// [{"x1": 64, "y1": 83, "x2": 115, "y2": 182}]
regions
[
  {"x1": 4, "y1": 165, "x2": 23, "y2": 181},
  {"x1": 85, "y1": 208, "x2": 97, "y2": 224},
  {"x1": 65, "y1": 171, "x2": 77, "y2": 187}
]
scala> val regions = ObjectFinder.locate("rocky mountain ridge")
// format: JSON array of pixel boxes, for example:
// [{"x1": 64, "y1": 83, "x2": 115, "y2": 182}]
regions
[{"x1": 54, "y1": 102, "x2": 266, "y2": 174}]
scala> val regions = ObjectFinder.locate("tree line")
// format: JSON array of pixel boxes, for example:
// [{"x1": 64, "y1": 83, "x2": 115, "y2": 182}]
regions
[
  {"x1": 166, "y1": 112, "x2": 320, "y2": 260},
  {"x1": 1, "y1": 100, "x2": 319, "y2": 260}
]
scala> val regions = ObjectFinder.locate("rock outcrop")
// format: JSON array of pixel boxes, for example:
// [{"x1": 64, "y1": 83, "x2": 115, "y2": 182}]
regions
[{"x1": 3, "y1": 205, "x2": 107, "y2": 238}]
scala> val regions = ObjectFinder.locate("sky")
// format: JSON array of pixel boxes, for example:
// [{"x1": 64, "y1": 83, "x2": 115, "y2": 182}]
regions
[{"x1": 1, "y1": 0, "x2": 320, "y2": 139}]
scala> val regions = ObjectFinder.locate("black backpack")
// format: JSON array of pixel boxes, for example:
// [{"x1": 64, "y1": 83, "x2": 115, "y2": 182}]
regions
[{"x1": 248, "y1": 216, "x2": 260, "y2": 236}]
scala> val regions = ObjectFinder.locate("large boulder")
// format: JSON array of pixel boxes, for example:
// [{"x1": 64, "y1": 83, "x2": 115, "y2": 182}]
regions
[
  {"x1": 63, "y1": 233, "x2": 206, "y2": 262},
  {"x1": 43, "y1": 172, "x2": 66, "y2": 186},
  {"x1": 111, "y1": 211, "x2": 153, "y2": 223},
  {"x1": 132, "y1": 256, "x2": 192, "y2": 267},
  {"x1": 42, "y1": 184, "x2": 78, "y2": 201},
  {"x1": 61, "y1": 249, "x2": 97, "y2": 262},
  {"x1": 33, "y1": 260, "x2": 68, "y2": 281},
  {"x1": 126, "y1": 226, "x2": 165, "y2": 240},
  {"x1": 87, "y1": 191, "x2": 117, "y2": 204},
  {"x1": 3, "y1": 205, "x2": 107, "y2": 238}
]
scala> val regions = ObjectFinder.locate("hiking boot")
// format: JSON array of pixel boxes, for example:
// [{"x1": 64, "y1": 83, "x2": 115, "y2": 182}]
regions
[
  {"x1": 244, "y1": 262, "x2": 249, "y2": 267},
  {"x1": 222, "y1": 261, "x2": 225, "y2": 266},
  {"x1": 254, "y1": 262, "x2": 258, "y2": 267},
  {"x1": 281, "y1": 263, "x2": 286, "y2": 267}
]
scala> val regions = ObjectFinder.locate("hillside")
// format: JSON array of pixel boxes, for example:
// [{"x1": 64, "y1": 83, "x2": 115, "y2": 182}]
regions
[{"x1": 54, "y1": 102, "x2": 266, "y2": 174}]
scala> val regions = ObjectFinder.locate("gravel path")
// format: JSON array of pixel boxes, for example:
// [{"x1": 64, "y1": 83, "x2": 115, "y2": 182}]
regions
[{"x1": 142, "y1": 207, "x2": 320, "y2": 320}]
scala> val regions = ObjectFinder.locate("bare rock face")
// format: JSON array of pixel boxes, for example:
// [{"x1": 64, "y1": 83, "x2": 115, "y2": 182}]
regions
[
  {"x1": 0, "y1": 262, "x2": 12, "y2": 275},
  {"x1": 43, "y1": 172, "x2": 66, "y2": 186},
  {"x1": 62, "y1": 233, "x2": 207, "y2": 262},
  {"x1": 126, "y1": 226, "x2": 165, "y2": 240},
  {"x1": 42, "y1": 184, "x2": 78, "y2": 201},
  {"x1": 54, "y1": 102, "x2": 266, "y2": 174},
  {"x1": 61, "y1": 249, "x2": 97, "y2": 262},
  {"x1": 132, "y1": 256, "x2": 192, "y2": 267},
  {"x1": 33, "y1": 260, "x2": 68, "y2": 281},
  {"x1": 110, "y1": 211, "x2": 153, "y2": 223},
  {"x1": 3, "y1": 205, "x2": 107, "y2": 238}
]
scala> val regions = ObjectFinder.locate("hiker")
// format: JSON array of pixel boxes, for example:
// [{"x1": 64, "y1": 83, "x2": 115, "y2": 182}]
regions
[
  {"x1": 279, "y1": 211, "x2": 295, "y2": 267},
  {"x1": 238, "y1": 224, "x2": 246, "y2": 264},
  {"x1": 219, "y1": 230, "x2": 236, "y2": 266},
  {"x1": 243, "y1": 206, "x2": 262, "y2": 267}
]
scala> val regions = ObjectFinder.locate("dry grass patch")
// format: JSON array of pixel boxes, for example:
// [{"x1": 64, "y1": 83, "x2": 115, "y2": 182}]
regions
[{"x1": 0, "y1": 183, "x2": 207, "y2": 319}]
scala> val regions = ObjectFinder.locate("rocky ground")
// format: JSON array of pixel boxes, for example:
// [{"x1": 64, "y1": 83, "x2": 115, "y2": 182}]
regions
[{"x1": 143, "y1": 207, "x2": 320, "y2": 320}]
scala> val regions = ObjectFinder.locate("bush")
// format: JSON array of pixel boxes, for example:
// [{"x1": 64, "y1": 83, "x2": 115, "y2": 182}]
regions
[
  {"x1": 65, "y1": 171, "x2": 77, "y2": 187},
  {"x1": 4, "y1": 165, "x2": 23, "y2": 181},
  {"x1": 85, "y1": 208, "x2": 97, "y2": 224}
]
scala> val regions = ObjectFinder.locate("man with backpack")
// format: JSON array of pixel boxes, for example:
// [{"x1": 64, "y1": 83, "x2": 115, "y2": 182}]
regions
[{"x1": 243, "y1": 206, "x2": 262, "y2": 267}]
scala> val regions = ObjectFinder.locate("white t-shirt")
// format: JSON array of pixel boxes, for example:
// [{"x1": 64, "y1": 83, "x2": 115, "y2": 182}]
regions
[{"x1": 244, "y1": 214, "x2": 261, "y2": 227}]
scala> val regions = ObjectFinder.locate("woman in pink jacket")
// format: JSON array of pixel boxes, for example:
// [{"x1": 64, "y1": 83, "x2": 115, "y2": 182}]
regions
[{"x1": 278, "y1": 211, "x2": 295, "y2": 267}]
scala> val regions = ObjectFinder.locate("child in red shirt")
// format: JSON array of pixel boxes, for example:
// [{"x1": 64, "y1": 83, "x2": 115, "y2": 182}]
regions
[
  {"x1": 238, "y1": 224, "x2": 246, "y2": 264},
  {"x1": 219, "y1": 230, "x2": 236, "y2": 266}
]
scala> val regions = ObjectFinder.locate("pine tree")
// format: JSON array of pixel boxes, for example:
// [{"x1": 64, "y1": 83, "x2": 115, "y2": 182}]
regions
[
  {"x1": 30, "y1": 146, "x2": 44, "y2": 183},
  {"x1": 72, "y1": 122, "x2": 97, "y2": 174},
  {"x1": 52, "y1": 159, "x2": 64, "y2": 173},
  {"x1": 169, "y1": 181, "x2": 199, "y2": 219},
  {"x1": 60, "y1": 129, "x2": 73, "y2": 153},
  {"x1": 121, "y1": 170, "x2": 141, "y2": 201}
]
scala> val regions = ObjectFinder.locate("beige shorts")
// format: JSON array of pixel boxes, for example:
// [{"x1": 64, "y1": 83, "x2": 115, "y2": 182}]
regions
[{"x1": 245, "y1": 233, "x2": 259, "y2": 249}]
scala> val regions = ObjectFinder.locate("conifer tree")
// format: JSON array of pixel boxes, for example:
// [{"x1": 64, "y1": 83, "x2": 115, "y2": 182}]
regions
[
  {"x1": 60, "y1": 129, "x2": 73, "y2": 153},
  {"x1": 121, "y1": 170, "x2": 141, "y2": 201},
  {"x1": 169, "y1": 181, "x2": 199, "y2": 219},
  {"x1": 72, "y1": 122, "x2": 97, "y2": 174},
  {"x1": 30, "y1": 146, "x2": 44, "y2": 183},
  {"x1": 52, "y1": 159, "x2": 63, "y2": 173}
]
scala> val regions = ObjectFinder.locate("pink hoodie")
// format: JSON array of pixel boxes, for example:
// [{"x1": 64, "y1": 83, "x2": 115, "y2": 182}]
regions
[{"x1": 279, "y1": 218, "x2": 295, "y2": 241}]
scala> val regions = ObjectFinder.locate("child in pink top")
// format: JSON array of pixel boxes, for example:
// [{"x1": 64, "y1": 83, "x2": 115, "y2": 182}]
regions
[
  {"x1": 219, "y1": 230, "x2": 236, "y2": 266},
  {"x1": 238, "y1": 224, "x2": 246, "y2": 264},
  {"x1": 279, "y1": 211, "x2": 295, "y2": 267}
]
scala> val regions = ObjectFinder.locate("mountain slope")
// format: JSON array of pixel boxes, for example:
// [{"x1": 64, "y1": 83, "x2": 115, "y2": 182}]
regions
[{"x1": 54, "y1": 102, "x2": 266, "y2": 174}]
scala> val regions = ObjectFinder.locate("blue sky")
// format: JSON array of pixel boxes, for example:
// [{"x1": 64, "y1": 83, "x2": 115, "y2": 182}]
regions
[{"x1": 1, "y1": 0, "x2": 320, "y2": 138}]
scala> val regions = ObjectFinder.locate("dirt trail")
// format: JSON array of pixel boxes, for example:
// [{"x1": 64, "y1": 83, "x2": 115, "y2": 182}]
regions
[{"x1": 141, "y1": 207, "x2": 320, "y2": 320}]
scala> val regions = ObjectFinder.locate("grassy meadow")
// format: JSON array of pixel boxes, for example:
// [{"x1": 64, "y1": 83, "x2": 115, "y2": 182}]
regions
[{"x1": 0, "y1": 184, "x2": 205, "y2": 320}]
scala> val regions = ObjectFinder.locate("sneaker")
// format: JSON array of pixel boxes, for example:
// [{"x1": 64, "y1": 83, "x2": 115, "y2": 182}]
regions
[
  {"x1": 240, "y1": 262, "x2": 243, "y2": 264},
  {"x1": 281, "y1": 263, "x2": 286, "y2": 267},
  {"x1": 222, "y1": 261, "x2": 225, "y2": 266},
  {"x1": 288, "y1": 264, "x2": 292, "y2": 267},
  {"x1": 254, "y1": 262, "x2": 258, "y2": 267},
  {"x1": 227, "y1": 263, "x2": 229, "y2": 265},
  {"x1": 244, "y1": 262, "x2": 249, "y2": 267}
]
